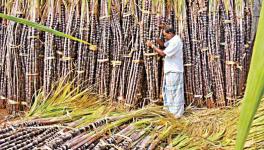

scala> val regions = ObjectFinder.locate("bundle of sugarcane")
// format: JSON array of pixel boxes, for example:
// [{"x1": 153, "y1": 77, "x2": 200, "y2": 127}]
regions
[
  {"x1": 141, "y1": 0, "x2": 154, "y2": 105},
  {"x1": 86, "y1": 0, "x2": 99, "y2": 85},
  {"x1": 182, "y1": 0, "x2": 254, "y2": 107},
  {"x1": 55, "y1": 0, "x2": 67, "y2": 80},
  {"x1": 4, "y1": 1, "x2": 27, "y2": 113},
  {"x1": 198, "y1": 0, "x2": 215, "y2": 106},
  {"x1": 76, "y1": 0, "x2": 90, "y2": 84},
  {"x1": 234, "y1": 0, "x2": 253, "y2": 100},
  {"x1": 109, "y1": 0, "x2": 123, "y2": 101},
  {"x1": 95, "y1": 0, "x2": 111, "y2": 96},
  {"x1": 1, "y1": 78, "x2": 264, "y2": 149},
  {"x1": 185, "y1": 0, "x2": 205, "y2": 107},
  {"x1": 0, "y1": 0, "x2": 256, "y2": 111},
  {"x1": 207, "y1": 0, "x2": 225, "y2": 107},
  {"x1": 125, "y1": 23, "x2": 146, "y2": 108},
  {"x1": 43, "y1": 0, "x2": 60, "y2": 94},
  {"x1": 142, "y1": 0, "x2": 163, "y2": 105},
  {"x1": 0, "y1": 78, "x2": 195, "y2": 149},
  {"x1": 0, "y1": 0, "x2": 7, "y2": 108},
  {"x1": 118, "y1": 0, "x2": 135, "y2": 103},
  {"x1": 60, "y1": 1, "x2": 80, "y2": 78}
]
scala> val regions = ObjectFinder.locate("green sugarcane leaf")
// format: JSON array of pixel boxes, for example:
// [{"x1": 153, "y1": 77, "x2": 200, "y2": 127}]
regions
[
  {"x1": 235, "y1": 1, "x2": 264, "y2": 150},
  {"x1": 0, "y1": 13, "x2": 93, "y2": 45},
  {"x1": 108, "y1": 0, "x2": 112, "y2": 15}
]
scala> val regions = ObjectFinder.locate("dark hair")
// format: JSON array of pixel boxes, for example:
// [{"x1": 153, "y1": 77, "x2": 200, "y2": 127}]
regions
[{"x1": 164, "y1": 28, "x2": 176, "y2": 34}]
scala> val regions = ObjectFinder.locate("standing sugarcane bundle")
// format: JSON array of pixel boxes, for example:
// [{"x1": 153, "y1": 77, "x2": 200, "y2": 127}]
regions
[
  {"x1": 174, "y1": 0, "x2": 194, "y2": 105},
  {"x1": 220, "y1": 0, "x2": 238, "y2": 106},
  {"x1": 155, "y1": 1, "x2": 167, "y2": 102},
  {"x1": 86, "y1": 0, "x2": 99, "y2": 85},
  {"x1": 19, "y1": 2, "x2": 30, "y2": 109},
  {"x1": 184, "y1": 0, "x2": 195, "y2": 106},
  {"x1": 197, "y1": 0, "x2": 215, "y2": 107},
  {"x1": 194, "y1": 0, "x2": 211, "y2": 107},
  {"x1": 76, "y1": 0, "x2": 90, "y2": 84},
  {"x1": 125, "y1": 23, "x2": 145, "y2": 107},
  {"x1": 25, "y1": 0, "x2": 41, "y2": 107},
  {"x1": 4, "y1": 0, "x2": 26, "y2": 113},
  {"x1": 187, "y1": 0, "x2": 204, "y2": 106},
  {"x1": 118, "y1": 0, "x2": 135, "y2": 103},
  {"x1": 55, "y1": 0, "x2": 67, "y2": 79},
  {"x1": 0, "y1": 1, "x2": 7, "y2": 109},
  {"x1": 208, "y1": 0, "x2": 225, "y2": 106},
  {"x1": 236, "y1": 0, "x2": 253, "y2": 98},
  {"x1": 43, "y1": 0, "x2": 59, "y2": 95},
  {"x1": 95, "y1": 0, "x2": 111, "y2": 96},
  {"x1": 234, "y1": 0, "x2": 245, "y2": 97},
  {"x1": 109, "y1": 0, "x2": 123, "y2": 101},
  {"x1": 0, "y1": 0, "x2": 256, "y2": 111},
  {"x1": 142, "y1": 0, "x2": 162, "y2": 105},
  {"x1": 242, "y1": 1, "x2": 253, "y2": 93},
  {"x1": 141, "y1": 0, "x2": 155, "y2": 105},
  {"x1": 0, "y1": 10, "x2": 7, "y2": 108},
  {"x1": 60, "y1": 1, "x2": 80, "y2": 78},
  {"x1": 164, "y1": 0, "x2": 173, "y2": 27},
  {"x1": 182, "y1": 27, "x2": 194, "y2": 105}
]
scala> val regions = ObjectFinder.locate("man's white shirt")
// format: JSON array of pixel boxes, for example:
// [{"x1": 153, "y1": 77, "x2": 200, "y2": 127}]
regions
[{"x1": 163, "y1": 35, "x2": 184, "y2": 73}]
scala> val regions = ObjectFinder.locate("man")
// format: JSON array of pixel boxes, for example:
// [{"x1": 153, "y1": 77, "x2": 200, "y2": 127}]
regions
[{"x1": 146, "y1": 28, "x2": 184, "y2": 118}]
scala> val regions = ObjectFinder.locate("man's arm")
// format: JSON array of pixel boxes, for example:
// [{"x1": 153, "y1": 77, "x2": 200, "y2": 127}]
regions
[
  {"x1": 146, "y1": 40, "x2": 166, "y2": 57},
  {"x1": 151, "y1": 44, "x2": 166, "y2": 57}
]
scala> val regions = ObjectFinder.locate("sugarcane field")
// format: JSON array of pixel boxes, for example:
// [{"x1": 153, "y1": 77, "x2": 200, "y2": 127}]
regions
[{"x1": 0, "y1": 0, "x2": 264, "y2": 149}]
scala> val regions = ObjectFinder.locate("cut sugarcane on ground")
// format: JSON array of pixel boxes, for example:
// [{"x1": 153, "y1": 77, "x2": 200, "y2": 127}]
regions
[
  {"x1": 0, "y1": 0, "x2": 256, "y2": 114},
  {"x1": 0, "y1": 80, "x2": 264, "y2": 149}
]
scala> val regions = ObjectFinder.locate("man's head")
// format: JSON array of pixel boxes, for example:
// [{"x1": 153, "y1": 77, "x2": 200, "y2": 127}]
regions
[{"x1": 163, "y1": 28, "x2": 175, "y2": 40}]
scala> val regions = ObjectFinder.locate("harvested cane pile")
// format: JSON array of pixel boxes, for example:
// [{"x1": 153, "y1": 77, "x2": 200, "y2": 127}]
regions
[
  {"x1": 1, "y1": 80, "x2": 264, "y2": 150},
  {"x1": 0, "y1": 0, "x2": 254, "y2": 113}
]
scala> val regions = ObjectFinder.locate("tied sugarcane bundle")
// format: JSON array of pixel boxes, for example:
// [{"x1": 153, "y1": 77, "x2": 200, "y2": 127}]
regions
[{"x1": 0, "y1": 0, "x2": 255, "y2": 112}]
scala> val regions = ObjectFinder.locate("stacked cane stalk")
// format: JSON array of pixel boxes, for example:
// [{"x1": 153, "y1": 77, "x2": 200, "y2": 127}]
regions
[
  {"x1": 207, "y1": 0, "x2": 225, "y2": 107},
  {"x1": 76, "y1": 0, "x2": 90, "y2": 84},
  {"x1": 109, "y1": 0, "x2": 123, "y2": 100},
  {"x1": 1, "y1": 79, "x2": 264, "y2": 149},
  {"x1": 43, "y1": 0, "x2": 59, "y2": 94},
  {"x1": 96, "y1": 0, "x2": 111, "y2": 96},
  {"x1": 118, "y1": 0, "x2": 135, "y2": 103},
  {"x1": 86, "y1": 0, "x2": 99, "y2": 85},
  {"x1": 142, "y1": 0, "x2": 162, "y2": 105},
  {"x1": 25, "y1": 0, "x2": 41, "y2": 108},
  {"x1": 0, "y1": 0, "x2": 8, "y2": 108},
  {"x1": 4, "y1": 1, "x2": 26, "y2": 113}
]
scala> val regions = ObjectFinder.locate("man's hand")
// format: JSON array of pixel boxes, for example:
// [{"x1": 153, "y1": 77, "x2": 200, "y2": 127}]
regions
[
  {"x1": 146, "y1": 40, "x2": 153, "y2": 48},
  {"x1": 146, "y1": 40, "x2": 166, "y2": 57}
]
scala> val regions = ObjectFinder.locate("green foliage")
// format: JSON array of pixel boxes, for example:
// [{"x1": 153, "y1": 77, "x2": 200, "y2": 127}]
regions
[
  {"x1": 0, "y1": 13, "x2": 93, "y2": 45},
  {"x1": 235, "y1": 2, "x2": 264, "y2": 149}
]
